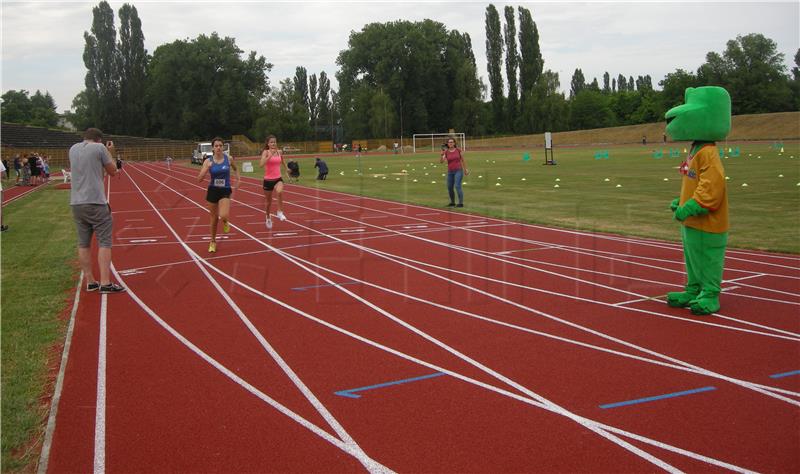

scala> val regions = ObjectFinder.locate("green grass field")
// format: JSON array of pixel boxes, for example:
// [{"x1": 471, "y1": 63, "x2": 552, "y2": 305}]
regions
[
  {"x1": 1, "y1": 186, "x2": 77, "y2": 472},
  {"x1": 2, "y1": 139, "x2": 798, "y2": 471},
  {"x1": 240, "y1": 141, "x2": 800, "y2": 253}
]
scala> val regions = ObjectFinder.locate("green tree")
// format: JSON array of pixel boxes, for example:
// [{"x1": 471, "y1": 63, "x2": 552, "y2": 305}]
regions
[
  {"x1": 336, "y1": 19, "x2": 481, "y2": 137},
  {"x1": 659, "y1": 69, "x2": 699, "y2": 111},
  {"x1": 0, "y1": 90, "x2": 59, "y2": 127},
  {"x1": 569, "y1": 68, "x2": 585, "y2": 98},
  {"x1": 485, "y1": 4, "x2": 504, "y2": 132},
  {"x1": 28, "y1": 91, "x2": 59, "y2": 128},
  {"x1": 66, "y1": 91, "x2": 93, "y2": 131},
  {"x1": 617, "y1": 74, "x2": 627, "y2": 92},
  {"x1": 521, "y1": 70, "x2": 568, "y2": 133},
  {"x1": 0, "y1": 90, "x2": 33, "y2": 124},
  {"x1": 603, "y1": 72, "x2": 611, "y2": 93},
  {"x1": 697, "y1": 33, "x2": 793, "y2": 114},
  {"x1": 517, "y1": 6, "x2": 542, "y2": 95},
  {"x1": 147, "y1": 33, "x2": 271, "y2": 139},
  {"x1": 570, "y1": 89, "x2": 614, "y2": 129},
  {"x1": 503, "y1": 5, "x2": 519, "y2": 131},
  {"x1": 293, "y1": 66, "x2": 309, "y2": 113},
  {"x1": 117, "y1": 3, "x2": 148, "y2": 136},
  {"x1": 791, "y1": 49, "x2": 800, "y2": 109},
  {"x1": 83, "y1": 1, "x2": 119, "y2": 131},
  {"x1": 317, "y1": 71, "x2": 333, "y2": 140}
]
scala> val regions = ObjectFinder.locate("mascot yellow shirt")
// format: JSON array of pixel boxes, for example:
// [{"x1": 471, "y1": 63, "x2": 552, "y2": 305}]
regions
[{"x1": 679, "y1": 143, "x2": 729, "y2": 233}]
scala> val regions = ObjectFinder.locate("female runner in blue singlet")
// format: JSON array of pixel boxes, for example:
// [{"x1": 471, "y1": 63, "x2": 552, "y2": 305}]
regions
[{"x1": 197, "y1": 137, "x2": 240, "y2": 253}]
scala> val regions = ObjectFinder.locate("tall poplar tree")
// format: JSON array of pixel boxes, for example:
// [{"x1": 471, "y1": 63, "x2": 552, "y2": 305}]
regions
[
  {"x1": 569, "y1": 68, "x2": 585, "y2": 98},
  {"x1": 503, "y1": 5, "x2": 519, "y2": 131},
  {"x1": 117, "y1": 3, "x2": 147, "y2": 136},
  {"x1": 484, "y1": 4, "x2": 504, "y2": 131},
  {"x1": 517, "y1": 6, "x2": 543, "y2": 95},
  {"x1": 83, "y1": 1, "x2": 119, "y2": 131}
]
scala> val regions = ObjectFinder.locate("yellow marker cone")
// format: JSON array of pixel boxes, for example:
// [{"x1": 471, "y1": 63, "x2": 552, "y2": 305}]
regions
[
  {"x1": 553, "y1": 184, "x2": 559, "y2": 188},
  {"x1": 741, "y1": 183, "x2": 748, "y2": 187}
]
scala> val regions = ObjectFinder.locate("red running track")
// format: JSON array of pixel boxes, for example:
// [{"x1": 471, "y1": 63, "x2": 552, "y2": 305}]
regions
[{"x1": 41, "y1": 162, "x2": 800, "y2": 473}]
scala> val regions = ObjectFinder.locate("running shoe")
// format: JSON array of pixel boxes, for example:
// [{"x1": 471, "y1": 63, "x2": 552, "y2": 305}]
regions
[
  {"x1": 87, "y1": 281, "x2": 100, "y2": 292},
  {"x1": 276, "y1": 211, "x2": 286, "y2": 221},
  {"x1": 208, "y1": 241, "x2": 217, "y2": 253},
  {"x1": 99, "y1": 283, "x2": 126, "y2": 294},
  {"x1": 266, "y1": 217, "x2": 273, "y2": 230},
  {"x1": 456, "y1": 203, "x2": 464, "y2": 208},
  {"x1": 446, "y1": 202, "x2": 455, "y2": 207},
  {"x1": 223, "y1": 221, "x2": 230, "y2": 233}
]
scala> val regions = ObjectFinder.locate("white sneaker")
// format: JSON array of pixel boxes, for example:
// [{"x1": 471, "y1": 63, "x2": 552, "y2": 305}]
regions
[
  {"x1": 276, "y1": 211, "x2": 286, "y2": 221},
  {"x1": 265, "y1": 217, "x2": 273, "y2": 229}
]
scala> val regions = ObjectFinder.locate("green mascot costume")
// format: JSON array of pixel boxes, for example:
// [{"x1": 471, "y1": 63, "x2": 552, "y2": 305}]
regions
[{"x1": 664, "y1": 86, "x2": 731, "y2": 315}]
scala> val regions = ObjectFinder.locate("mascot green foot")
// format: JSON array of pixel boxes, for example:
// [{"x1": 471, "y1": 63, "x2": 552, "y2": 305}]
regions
[
  {"x1": 688, "y1": 292, "x2": 720, "y2": 315},
  {"x1": 666, "y1": 291, "x2": 698, "y2": 308}
]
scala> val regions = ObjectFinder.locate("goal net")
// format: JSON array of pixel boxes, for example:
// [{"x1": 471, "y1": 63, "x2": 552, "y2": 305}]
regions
[{"x1": 412, "y1": 133, "x2": 466, "y2": 153}]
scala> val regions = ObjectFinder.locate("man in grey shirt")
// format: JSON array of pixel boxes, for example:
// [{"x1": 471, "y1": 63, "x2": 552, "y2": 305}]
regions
[{"x1": 69, "y1": 128, "x2": 125, "y2": 293}]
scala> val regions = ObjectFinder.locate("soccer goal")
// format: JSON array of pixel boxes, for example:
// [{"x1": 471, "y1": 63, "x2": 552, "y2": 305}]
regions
[{"x1": 412, "y1": 133, "x2": 466, "y2": 153}]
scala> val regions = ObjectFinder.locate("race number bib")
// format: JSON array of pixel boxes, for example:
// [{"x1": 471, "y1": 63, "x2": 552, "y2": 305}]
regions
[{"x1": 213, "y1": 178, "x2": 226, "y2": 187}]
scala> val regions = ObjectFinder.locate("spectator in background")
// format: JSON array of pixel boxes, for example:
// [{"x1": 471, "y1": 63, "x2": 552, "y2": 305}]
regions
[
  {"x1": 42, "y1": 157, "x2": 51, "y2": 183},
  {"x1": 13, "y1": 155, "x2": 21, "y2": 183},
  {"x1": 0, "y1": 159, "x2": 7, "y2": 231},
  {"x1": 440, "y1": 137, "x2": 469, "y2": 208},
  {"x1": 2, "y1": 158, "x2": 9, "y2": 182},
  {"x1": 314, "y1": 158, "x2": 328, "y2": 180},
  {"x1": 21, "y1": 155, "x2": 31, "y2": 186},
  {"x1": 29, "y1": 153, "x2": 41, "y2": 185},
  {"x1": 69, "y1": 127, "x2": 125, "y2": 294}
]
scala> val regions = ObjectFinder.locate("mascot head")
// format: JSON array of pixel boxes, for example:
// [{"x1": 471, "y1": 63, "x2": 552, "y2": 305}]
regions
[{"x1": 665, "y1": 86, "x2": 731, "y2": 141}]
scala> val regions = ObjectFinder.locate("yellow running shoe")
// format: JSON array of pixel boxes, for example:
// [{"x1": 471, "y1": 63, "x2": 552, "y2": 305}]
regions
[
  {"x1": 223, "y1": 221, "x2": 230, "y2": 233},
  {"x1": 208, "y1": 241, "x2": 217, "y2": 253}
]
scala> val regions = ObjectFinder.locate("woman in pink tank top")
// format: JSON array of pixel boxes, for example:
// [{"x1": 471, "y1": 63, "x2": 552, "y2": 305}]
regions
[{"x1": 259, "y1": 135, "x2": 289, "y2": 229}]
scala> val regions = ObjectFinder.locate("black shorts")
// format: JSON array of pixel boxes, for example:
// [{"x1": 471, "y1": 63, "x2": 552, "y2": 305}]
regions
[
  {"x1": 263, "y1": 178, "x2": 283, "y2": 191},
  {"x1": 206, "y1": 186, "x2": 232, "y2": 203}
]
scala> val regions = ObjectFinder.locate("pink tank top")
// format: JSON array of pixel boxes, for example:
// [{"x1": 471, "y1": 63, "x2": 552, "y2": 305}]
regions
[{"x1": 264, "y1": 152, "x2": 282, "y2": 180}]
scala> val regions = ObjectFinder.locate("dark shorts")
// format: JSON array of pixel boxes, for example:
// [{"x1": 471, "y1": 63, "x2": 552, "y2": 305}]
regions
[
  {"x1": 263, "y1": 178, "x2": 283, "y2": 192},
  {"x1": 72, "y1": 204, "x2": 113, "y2": 248},
  {"x1": 206, "y1": 186, "x2": 232, "y2": 203}
]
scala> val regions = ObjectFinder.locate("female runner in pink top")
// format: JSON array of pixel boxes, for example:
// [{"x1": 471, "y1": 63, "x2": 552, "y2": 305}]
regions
[{"x1": 259, "y1": 135, "x2": 289, "y2": 229}]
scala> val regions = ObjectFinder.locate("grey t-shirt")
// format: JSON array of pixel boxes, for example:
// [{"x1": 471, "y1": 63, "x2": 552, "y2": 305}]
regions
[{"x1": 69, "y1": 141, "x2": 111, "y2": 205}]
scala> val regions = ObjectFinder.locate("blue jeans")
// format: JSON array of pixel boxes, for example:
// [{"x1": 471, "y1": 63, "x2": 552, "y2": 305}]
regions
[{"x1": 446, "y1": 169, "x2": 464, "y2": 205}]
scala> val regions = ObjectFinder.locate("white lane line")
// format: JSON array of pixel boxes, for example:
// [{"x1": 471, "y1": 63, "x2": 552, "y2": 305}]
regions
[
  {"x1": 136, "y1": 163, "x2": 770, "y2": 470},
  {"x1": 128, "y1": 239, "x2": 158, "y2": 243},
  {"x1": 123, "y1": 168, "x2": 386, "y2": 473},
  {"x1": 119, "y1": 235, "x2": 167, "y2": 240},
  {"x1": 94, "y1": 295, "x2": 108, "y2": 474},
  {"x1": 134, "y1": 164, "x2": 686, "y2": 471}
]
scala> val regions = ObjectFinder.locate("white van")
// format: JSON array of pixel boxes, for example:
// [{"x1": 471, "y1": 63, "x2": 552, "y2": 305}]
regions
[{"x1": 191, "y1": 141, "x2": 230, "y2": 165}]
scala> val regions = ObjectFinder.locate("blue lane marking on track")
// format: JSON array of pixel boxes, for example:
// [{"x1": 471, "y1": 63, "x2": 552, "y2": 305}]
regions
[
  {"x1": 291, "y1": 281, "x2": 359, "y2": 291},
  {"x1": 770, "y1": 370, "x2": 800, "y2": 379},
  {"x1": 599, "y1": 386, "x2": 716, "y2": 409},
  {"x1": 335, "y1": 372, "x2": 446, "y2": 399}
]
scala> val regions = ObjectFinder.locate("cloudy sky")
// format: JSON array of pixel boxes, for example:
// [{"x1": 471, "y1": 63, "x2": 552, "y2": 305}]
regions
[{"x1": 2, "y1": 1, "x2": 798, "y2": 113}]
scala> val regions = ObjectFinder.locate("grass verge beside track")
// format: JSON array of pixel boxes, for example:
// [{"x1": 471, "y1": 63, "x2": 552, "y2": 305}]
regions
[{"x1": 1, "y1": 186, "x2": 77, "y2": 472}]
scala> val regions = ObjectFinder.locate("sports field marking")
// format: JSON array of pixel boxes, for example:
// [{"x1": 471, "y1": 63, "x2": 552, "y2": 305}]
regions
[
  {"x1": 599, "y1": 386, "x2": 717, "y2": 409},
  {"x1": 334, "y1": 372, "x2": 446, "y2": 398},
  {"x1": 147, "y1": 165, "x2": 800, "y2": 403},
  {"x1": 129, "y1": 166, "x2": 691, "y2": 471},
  {"x1": 123, "y1": 164, "x2": 775, "y2": 471},
  {"x1": 291, "y1": 281, "x2": 359, "y2": 291},
  {"x1": 770, "y1": 370, "x2": 800, "y2": 379},
  {"x1": 157, "y1": 164, "x2": 800, "y2": 342},
  {"x1": 93, "y1": 294, "x2": 108, "y2": 474},
  {"x1": 285, "y1": 183, "x2": 800, "y2": 270},
  {"x1": 160, "y1": 164, "x2": 800, "y2": 340},
  {"x1": 124, "y1": 169, "x2": 385, "y2": 472}
]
